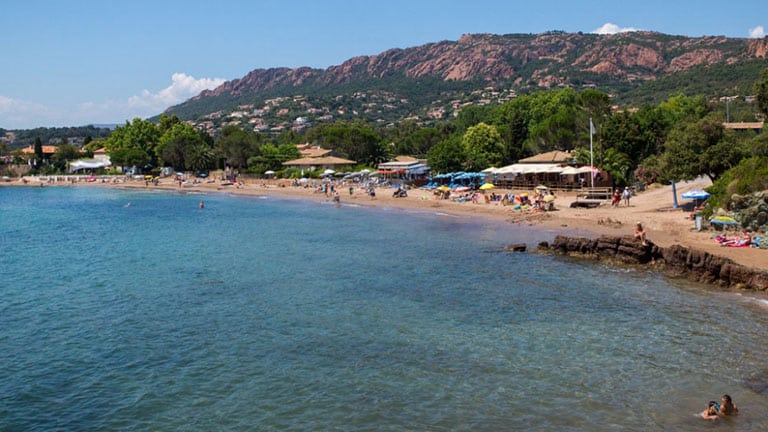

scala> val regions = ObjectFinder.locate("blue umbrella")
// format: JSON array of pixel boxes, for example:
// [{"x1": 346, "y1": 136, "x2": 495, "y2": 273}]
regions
[{"x1": 681, "y1": 190, "x2": 711, "y2": 200}]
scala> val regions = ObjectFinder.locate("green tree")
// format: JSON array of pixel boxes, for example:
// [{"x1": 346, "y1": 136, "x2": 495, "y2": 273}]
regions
[
  {"x1": 658, "y1": 93, "x2": 710, "y2": 124},
  {"x1": 489, "y1": 100, "x2": 531, "y2": 164},
  {"x1": 307, "y1": 121, "x2": 387, "y2": 166},
  {"x1": 427, "y1": 136, "x2": 465, "y2": 173},
  {"x1": 248, "y1": 143, "x2": 301, "y2": 172},
  {"x1": 660, "y1": 118, "x2": 747, "y2": 182},
  {"x1": 156, "y1": 123, "x2": 210, "y2": 171},
  {"x1": 462, "y1": 122, "x2": 503, "y2": 171},
  {"x1": 110, "y1": 148, "x2": 150, "y2": 170},
  {"x1": 215, "y1": 126, "x2": 262, "y2": 170},
  {"x1": 157, "y1": 114, "x2": 183, "y2": 134},
  {"x1": 104, "y1": 118, "x2": 160, "y2": 169},
  {"x1": 184, "y1": 140, "x2": 215, "y2": 173},
  {"x1": 754, "y1": 68, "x2": 768, "y2": 117},
  {"x1": 33, "y1": 137, "x2": 43, "y2": 168},
  {"x1": 51, "y1": 143, "x2": 82, "y2": 172},
  {"x1": 453, "y1": 105, "x2": 493, "y2": 132}
]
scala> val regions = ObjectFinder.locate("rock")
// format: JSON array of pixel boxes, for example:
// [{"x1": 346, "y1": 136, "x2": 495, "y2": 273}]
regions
[
  {"x1": 548, "y1": 235, "x2": 768, "y2": 291},
  {"x1": 507, "y1": 243, "x2": 527, "y2": 252}
]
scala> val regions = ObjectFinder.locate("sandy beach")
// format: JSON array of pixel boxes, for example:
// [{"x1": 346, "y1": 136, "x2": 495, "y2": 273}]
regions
[{"x1": 7, "y1": 174, "x2": 767, "y2": 272}]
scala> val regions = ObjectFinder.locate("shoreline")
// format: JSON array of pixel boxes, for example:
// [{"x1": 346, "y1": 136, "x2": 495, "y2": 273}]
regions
[{"x1": 5, "y1": 175, "x2": 767, "y2": 273}]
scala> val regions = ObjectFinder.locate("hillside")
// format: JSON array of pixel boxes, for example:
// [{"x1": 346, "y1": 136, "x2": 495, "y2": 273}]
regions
[{"x1": 164, "y1": 31, "x2": 768, "y2": 131}]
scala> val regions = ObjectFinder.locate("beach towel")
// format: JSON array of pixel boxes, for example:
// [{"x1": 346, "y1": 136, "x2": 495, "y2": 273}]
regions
[{"x1": 725, "y1": 240, "x2": 750, "y2": 248}]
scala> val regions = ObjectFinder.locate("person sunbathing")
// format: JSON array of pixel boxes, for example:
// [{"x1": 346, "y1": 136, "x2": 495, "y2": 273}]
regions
[{"x1": 721, "y1": 231, "x2": 752, "y2": 247}]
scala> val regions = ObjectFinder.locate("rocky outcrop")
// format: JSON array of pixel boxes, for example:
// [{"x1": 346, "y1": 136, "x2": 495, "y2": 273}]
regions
[
  {"x1": 729, "y1": 191, "x2": 768, "y2": 234},
  {"x1": 748, "y1": 38, "x2": 768, "y2": 59},
  {"x1": 545, "y1": 235, "x2": 768, "y2": 291}
]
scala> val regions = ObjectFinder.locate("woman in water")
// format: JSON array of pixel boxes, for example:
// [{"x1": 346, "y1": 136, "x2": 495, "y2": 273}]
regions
[{"x1": 719, "y1": 394, "x2": 738, "y2": 415}]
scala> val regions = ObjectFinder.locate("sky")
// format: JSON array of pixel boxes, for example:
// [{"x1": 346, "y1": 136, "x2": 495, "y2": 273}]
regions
[{"x1": 1, "y1": 0, "x2": 766, "y2": 130}]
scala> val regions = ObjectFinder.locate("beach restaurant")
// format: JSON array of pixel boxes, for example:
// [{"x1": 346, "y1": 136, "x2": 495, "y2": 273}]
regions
[
  {"x1": 376, "y1": 156, "x2": 430, "y2": 183},
  {"x1": 282, "y1": 155, "x2": 357, "y2": 172},
  {"x1": 485, "y1": 150, "x2": 609, "y2": 190}
]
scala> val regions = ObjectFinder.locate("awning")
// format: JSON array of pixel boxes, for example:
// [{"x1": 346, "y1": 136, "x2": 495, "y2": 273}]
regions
[
  {"x1": 560, "y1": 166, "x2": 598, "y2": 175},
  {"x1": 495, "y1": 163, "x2": 565, "y2": 174},
  {"x1": 69, "y1": 159, "x2": 111, "y2": 172}
]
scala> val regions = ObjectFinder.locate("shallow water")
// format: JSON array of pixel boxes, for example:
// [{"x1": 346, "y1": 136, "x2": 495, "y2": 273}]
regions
[{"x1": 2, "y1": 186, "x2": 767, "y2": 431}]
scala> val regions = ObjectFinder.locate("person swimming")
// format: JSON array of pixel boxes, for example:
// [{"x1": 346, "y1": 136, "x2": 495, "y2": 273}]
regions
[{"x1": 701, "y1": 400, "x2": 720, "y2": 420}]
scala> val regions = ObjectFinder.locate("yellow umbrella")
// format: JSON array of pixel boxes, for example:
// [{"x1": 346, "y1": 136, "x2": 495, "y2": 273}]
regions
[
  {"x1": 437, "y1": 185, "x2": 451, "y2": 192},
  {"x1": 543, "y1": 194, "x2": 555, "y2": 203},
  {"x1": 479, "y1": 183, "x2": 495, "y2": 190}
]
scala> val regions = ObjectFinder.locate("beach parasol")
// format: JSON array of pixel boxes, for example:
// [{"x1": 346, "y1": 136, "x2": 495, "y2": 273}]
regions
[
  {"x1": 543, "y1": 194, "x2": 555, "y2": 203},
  {"x1": 454, "y1": 186, "x2": 470, "y2": 192},
  {"x1": 535, "y1": 185, "x2": 548, "y2": 191},
  {"x1": 709, "y1": 215, "x2": 739, "y2": 227},
  {"x1": 681, "y1": 190, "x2": 711, "y2": 200},
  {"x1": 437, "y1": 185, "x2": 451, "y2": 192},
  {"x1": 479, "y1": 183, "x2": 495, "y2": 190},
  {"x1": 264, "y1": 170, "x2": 275, "y2": 175}
]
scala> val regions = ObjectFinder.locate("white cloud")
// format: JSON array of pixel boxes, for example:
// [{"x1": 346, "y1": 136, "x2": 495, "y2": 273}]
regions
[
  {"x1": 0, "y1": 73, "x2": 226, "y2": 129},
  {"x1": 127, "y1": 72, "x2": 226, "y2": 114},
  {"x1": 749, "y1": 25, "x2": 766, "y2": 39},
  {"x1": 0, "y1": 96, "x2": 53, "y2": 129},
  {"x1": 592, "y1": 23, "x2": 641, "y2": 35}
]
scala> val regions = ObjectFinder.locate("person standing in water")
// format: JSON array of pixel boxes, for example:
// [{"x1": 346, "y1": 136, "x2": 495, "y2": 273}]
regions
[{"x1": 199, "y1": 200, "x2": 204, "y2": 209}]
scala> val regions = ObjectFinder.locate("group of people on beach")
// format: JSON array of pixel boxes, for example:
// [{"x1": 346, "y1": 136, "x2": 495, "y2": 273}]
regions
[
  {"x1": 702, "y1": 394, "x2": 738, "y2": 420},
  {"x1": 611, "y1": 187, "x2": 632, "y2": 207},
  {"x1": 715, "y1": 230, "x2": 754, "y2": 248}
]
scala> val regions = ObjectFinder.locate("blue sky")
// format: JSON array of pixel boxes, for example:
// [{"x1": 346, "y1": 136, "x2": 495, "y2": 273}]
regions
[{"x1": 1, "y1": 0, "x2": 765, "y2": 129}]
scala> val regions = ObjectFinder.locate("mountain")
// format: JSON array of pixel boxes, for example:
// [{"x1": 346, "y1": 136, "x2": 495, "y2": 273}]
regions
[{"x1": 164, "y1": 31, "x2": 768, "y2": 127}]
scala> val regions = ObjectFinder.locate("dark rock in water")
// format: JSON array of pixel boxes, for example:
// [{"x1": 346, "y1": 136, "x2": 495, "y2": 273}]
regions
[
  {"x1": 548, "y1": 235, "x2": 768, "y2": 291},
  {"x1": 537, "y1": 241, "x2": 550, "y2": 251},
  {"x1": 744, "y1": 370, "x2": 768, "y2": 394},
  {"x1": 506, "y1": 243, "x2": 527, "y2": 252}
]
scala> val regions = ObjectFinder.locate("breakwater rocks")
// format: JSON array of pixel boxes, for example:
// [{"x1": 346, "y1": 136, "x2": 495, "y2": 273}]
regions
[{"x1": 535, "y1": 235, "x2": 768, "y2": 291}]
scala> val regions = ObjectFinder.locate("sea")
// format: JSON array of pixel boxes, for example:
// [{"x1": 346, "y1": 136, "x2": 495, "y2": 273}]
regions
[{"x1": 2, "y1": 185, "x2": 768, "y2": 431}]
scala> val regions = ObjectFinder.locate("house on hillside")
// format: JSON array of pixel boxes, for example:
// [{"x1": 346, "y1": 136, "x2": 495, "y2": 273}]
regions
[{"x1": 20, "y1": 145, "x2": 57, "y2": 166}]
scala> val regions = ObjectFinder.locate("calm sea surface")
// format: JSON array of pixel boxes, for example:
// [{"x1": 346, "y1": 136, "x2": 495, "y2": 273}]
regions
[{"x1": 2, "y1": 186, "x2": 768, "y2": 431}]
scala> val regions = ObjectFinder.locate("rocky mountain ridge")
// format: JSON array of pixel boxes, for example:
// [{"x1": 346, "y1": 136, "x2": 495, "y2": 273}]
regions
[{"x1": 168, "y1": 31, "x2": 768, "y2": 122}]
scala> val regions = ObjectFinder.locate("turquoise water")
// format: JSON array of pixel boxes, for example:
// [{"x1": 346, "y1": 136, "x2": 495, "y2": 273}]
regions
[{"x1": 2, "y1": 186, "x2": 768, "y2": 431}]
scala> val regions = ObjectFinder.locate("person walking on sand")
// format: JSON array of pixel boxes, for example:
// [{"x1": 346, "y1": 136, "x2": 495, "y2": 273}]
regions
[
  {"x1": 612, "y1": 189, "x2": 620, "y2": 207},
  {"x1": 622, "y1": 187, "x2": 631, "y2": 207}
]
